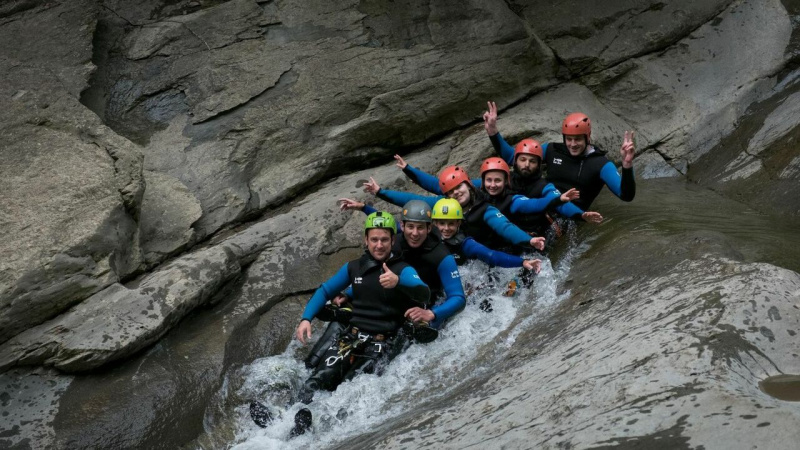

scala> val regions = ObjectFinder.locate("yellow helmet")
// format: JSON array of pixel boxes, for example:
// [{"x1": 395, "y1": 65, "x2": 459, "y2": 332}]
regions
[{"x1": 432, "y1": 198, "x2": 463, "y2": 220}]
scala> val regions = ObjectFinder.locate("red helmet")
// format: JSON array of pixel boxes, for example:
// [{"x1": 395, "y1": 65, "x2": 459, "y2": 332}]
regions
[
  {"x1": 562, "y1": 112, "x2": 591, "y2": 141},
  {"x1": 480, "y1": 157, "x2": 510, "y2": 179},
  {"x1": 439, "y1": 166, "x2": 470, "y2": 193},
  {"x1": 514, "y1": 139, "x2": 543, "y2": 160}
]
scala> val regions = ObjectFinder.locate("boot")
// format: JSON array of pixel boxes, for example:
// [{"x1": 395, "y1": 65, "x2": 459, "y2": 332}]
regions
[
  {"x1": 290, "y1": 408, "x2": 312, "y2": 437},
  {"x1": 249, "y1": 401, "x2": 274, "y2": 428}
]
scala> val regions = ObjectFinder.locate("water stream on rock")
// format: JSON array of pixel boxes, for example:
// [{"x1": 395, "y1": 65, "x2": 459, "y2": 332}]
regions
[
  {"x1": 194, "y1": 178, "x2": 800, "y2": 449},
  {"x1": 195, "y1": 231, "x2": 588, "y2": 449}
]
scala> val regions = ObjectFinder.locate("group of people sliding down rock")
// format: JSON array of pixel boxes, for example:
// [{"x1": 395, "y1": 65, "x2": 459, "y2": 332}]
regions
[{"x1": 250, "y1": 103, "x2": 637, "y2": 437}]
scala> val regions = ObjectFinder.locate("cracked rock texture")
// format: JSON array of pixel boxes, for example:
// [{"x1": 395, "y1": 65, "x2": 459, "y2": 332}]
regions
[
  {"x1": 342, "y1": 233, "x2": 800, "y2": 449},
  {"x1": 1, "y1": 0, "x2": 800, "y2": 448}
]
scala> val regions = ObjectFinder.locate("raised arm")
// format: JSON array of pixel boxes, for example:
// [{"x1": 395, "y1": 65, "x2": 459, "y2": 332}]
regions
[
  {"x1": 394, "y1": 155, "x2": 446, "y2": 194},
  {"x1": 600, "y1": 130, "x2": 636, "y2": 201},
  {"x1": 363, "y1": 176, "x2": 441, "y2": 208}
]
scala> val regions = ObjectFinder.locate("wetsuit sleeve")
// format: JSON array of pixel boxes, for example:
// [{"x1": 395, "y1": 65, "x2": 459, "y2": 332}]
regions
[
  {"x1": 539, "y1": 182, "x2": 584, "y2": 219},
  {"x1": 621, "y1": 167, "x2": 636, "y2": 201},
  {"x1": 376, "y1": 189, "x2": 441, "y2": 208},
  {"x1": 555, "y1": 201, "x2": 585, "y2": 219},
  {"x1": 461, "y1": 238, "x2": 524, "y2": 268},
  {"x1": 431, "y1": 255, "x2": 466, "y2": 324},
  {"x1": 508, "y1": 193, "x2": 561, "y2": 214},
  {"x1": 482, "y1": 205, "x2": 532, "y2": 246},
  {"x1": 402, "y1": 165, "x2": 444, "y2": 195},
  {"x1": 301, "y1": 264, "x2": 351, "y2": 321},
  {"x1": 600, "y1": 162, "x2": 636, "y2": 202},
  {"x1": 541, "y1": 142, "x2": 549, "y2": 160},
  {"x1": 395, "y1": 266, "x2": 431, "y2": 305},
  {"x1": 489, "y1": 132, "x2": 515, "y2": 165}
]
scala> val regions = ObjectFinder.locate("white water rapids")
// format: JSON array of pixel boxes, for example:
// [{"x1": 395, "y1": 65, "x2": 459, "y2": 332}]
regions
[{"x1": 210, "y1": 234, "x2": 591, "y2": 449}]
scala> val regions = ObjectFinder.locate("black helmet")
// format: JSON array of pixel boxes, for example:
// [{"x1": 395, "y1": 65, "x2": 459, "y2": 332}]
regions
[{"x1": 401, "y1": 200, "x2": 432, "y2": 223}]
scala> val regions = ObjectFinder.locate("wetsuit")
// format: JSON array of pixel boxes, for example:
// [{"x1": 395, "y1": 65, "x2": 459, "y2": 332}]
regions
[
  {"x1": 391, "y1": 233, "x2": 465, "y2": 329},
  {"x1": 491, "y1": 133, "x2": 636, "y2": 211},
  {"x1": 401, "y1": 164, "x2": 584, "y2": 236},
  {"x1": 435, "y1": 228, "x2": 528, "y2": 268},
  {"x1": 375, "y1": 189, "x2": 533, "y2": 250},
  {"x1": 362, "y1": 206, "x2": 527, "y2": 269},
  {"x1": 299, "y1": 250, "x2": 429, "y2": 403}
]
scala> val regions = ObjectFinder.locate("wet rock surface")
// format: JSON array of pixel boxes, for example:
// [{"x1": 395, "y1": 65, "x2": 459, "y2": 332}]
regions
[
  {"x1": 1, "y1": 0, "x2": 800, "y2": 448},
  {"x1": 341, "y1": 230, "x2": 800, "y2": 449}
]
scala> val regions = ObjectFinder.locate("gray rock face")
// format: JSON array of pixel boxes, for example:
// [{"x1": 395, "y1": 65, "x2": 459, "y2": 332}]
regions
[
  {"x1": 0, "y1": 368, "x2": 72, "y2": 450},
  {"x1": 0, "y1": 1, "x2": 145, "y2": 344},
  {"x1": 493, "y1": 0, "x2": 795, "y2": 174},
  {"x1": 139, "y1": 170, "x2": 202, "y2": 266},
  {"x1": 0, "y1": 245, "x2": 240, "y2": 372},
  {"x1": 1, "y1": 0, "x2": 800, "y2": 447},
  {"x1": 344, "y1": 244, "x2": 800, "y2": 449},
  {"x1": 86, "y1": 0, "x2": 558, "y2": 238},
  {"x1": 524, "y1": 0, "x2": 733, "y2": 75}
]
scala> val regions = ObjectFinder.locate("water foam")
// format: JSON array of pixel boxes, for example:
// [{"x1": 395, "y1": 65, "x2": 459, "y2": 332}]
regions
[{"x1": 213, "y1": 234, "x2": 588, "y2": 449}]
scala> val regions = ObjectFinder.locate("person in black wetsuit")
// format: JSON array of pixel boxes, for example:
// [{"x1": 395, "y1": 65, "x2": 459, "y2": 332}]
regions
[
  {"x1": 391, "y1": 154, "x2": 600, "y2": 244},
  {"x1": 340, "y1": 197, "x2": 541, "y2": 306},
  {"x1": 361, "y1": 171, "x2": 547, "y2": 253},
  {"x1": 387, "y1": 199, "x2": 466, "y2": 329},
  {"x1": 250, "y1": 211, "x2": 430, "y2": 436},
  {"x1": 338, "y1": 197, "x2": 541, "y2": 271},
  {"x1": 483, "y1": 101, "x2": 636, "y2": 212}
]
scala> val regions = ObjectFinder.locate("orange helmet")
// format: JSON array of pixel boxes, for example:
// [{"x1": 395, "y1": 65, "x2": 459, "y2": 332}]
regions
[
  {"x1": 562, "y1": 112, "x2": 591, "y2": 141},
  {"x1": 514, "y1": 139, "x2": 543, "y2": 160},
  {"x1": 439, "y1": 166, "x2": 470, "y2": 193},
  {"x1": 480, "y1": 157, "x2": 510, "y2": 179}
]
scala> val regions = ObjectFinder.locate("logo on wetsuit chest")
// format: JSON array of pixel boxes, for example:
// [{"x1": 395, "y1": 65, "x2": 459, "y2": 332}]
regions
[
  {"x1": 354, "y1": 277, "x2": 363, "y2": 284},
  {"x1": 553, "y1": 158, "x2": 563, "y2": 165}
]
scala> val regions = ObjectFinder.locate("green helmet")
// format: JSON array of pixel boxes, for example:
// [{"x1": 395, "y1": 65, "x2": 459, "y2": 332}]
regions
[
  {"x1": 402, "y1": 200, "x2": 432, "y2": 223},
  {"x1": 364, "y1": 211, "x2": 397, "y2": 235},
  {"x1": 432, "y1": 198, "x2": 463, "y2": 220}
]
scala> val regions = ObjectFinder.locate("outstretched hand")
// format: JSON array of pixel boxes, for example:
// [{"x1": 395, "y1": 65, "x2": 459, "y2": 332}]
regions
[
  {"x1": 394, "y1": 154, "x2": 408, "y2": 170},
  {"x1": 582, "y1": 211, "x2": 604, "y2": 224},
  {"x1": 338, "y1": 198, "x2": 365, "y2": 211},
  {"x1": 295, "y1": 320, "x2": 312, "y2": 345},
  {"x1": 620, "y1": 131, "x2": 635, "y2": 169},
  {"x1": 523, "y1": 259, "x2": 542, "y2": 273},
  {"x1": 379, "y1": 263, "x2": 399, "y2": 288},
  {"x1": 363, "y1": 176, "x2": 381, "y2": 195},
  {"x1": 483, "y1": 101, "x2": 498, "y2": 136},
  {"x1": 560, "y1": 188, "x2": 580, "y2": 203},
  {"x1": 530, "y1": 236, "x2": 546, "y2": 251}
]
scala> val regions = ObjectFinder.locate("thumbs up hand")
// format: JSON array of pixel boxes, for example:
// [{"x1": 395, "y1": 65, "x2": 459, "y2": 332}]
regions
[{"x1": 379, "y1": 263, "x2": 399, "y2": 289}]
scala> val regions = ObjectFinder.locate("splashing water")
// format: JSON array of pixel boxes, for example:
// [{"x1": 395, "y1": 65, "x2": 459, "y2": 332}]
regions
[{"x1": 202, "y1": 232, "x2": 589, "y2": 449}]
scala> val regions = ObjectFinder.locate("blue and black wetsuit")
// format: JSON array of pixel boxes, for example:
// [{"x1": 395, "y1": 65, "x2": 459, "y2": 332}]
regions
[
  {"x1": 401, "y1": 164, "x2": 585, "y2": 232},
  {"x1": 392, "y1": 233, "x2": 465, "y2": 329},
  {"x1": 362, "y1": 205, "x2": 527, "y2": 269},
  {"x1": 491, "y1": 133, "x2": 636, "y2": 211},
  {"x1": 299, "y1": 251, "x2": 429, "y2": 402},
  {"x1": 374, "y1": 188, "x2": 534, "y2": 249},
  {"x1": 435, "y1": 228, "x2": 528, "y2": 268}
]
